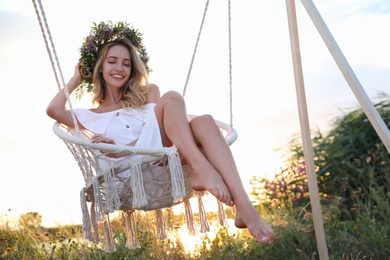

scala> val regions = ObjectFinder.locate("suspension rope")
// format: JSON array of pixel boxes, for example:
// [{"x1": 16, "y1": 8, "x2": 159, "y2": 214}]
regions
[
  {"x1": 31, "y1": 0, "x2": 61, "y2": 91},
  {"x1": 182, "y1": 0, "x2": 234, "y2": 129},
  {"x1": 227, "y1": 0, "x2": 233, "y2": 128},
  {"x1": 32, "y1": 0, "x2": 81, "y2": 134},
  {"x1": 182, "y1": 0, "x2": 210, "y2": 98}
]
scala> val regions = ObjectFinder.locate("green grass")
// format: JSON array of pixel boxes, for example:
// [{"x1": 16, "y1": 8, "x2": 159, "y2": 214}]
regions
[{"x1": 1, "y1": 193, "x2": 389, "y2": 260}]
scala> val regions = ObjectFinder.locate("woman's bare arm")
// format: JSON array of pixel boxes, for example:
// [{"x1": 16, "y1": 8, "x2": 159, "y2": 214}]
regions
[{"x1": 46, "y1": 61, "x2": 83, "y2": 128}]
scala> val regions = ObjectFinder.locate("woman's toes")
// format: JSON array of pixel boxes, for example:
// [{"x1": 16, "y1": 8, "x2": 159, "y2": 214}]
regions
[{"x1": 259, "y1": 235, "x2": 272, "y2": 244}]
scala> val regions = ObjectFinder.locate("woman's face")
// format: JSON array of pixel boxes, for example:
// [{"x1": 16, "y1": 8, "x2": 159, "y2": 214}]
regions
[{"x1": 101, "y1": 44, "x2": 131, "y2": 90}]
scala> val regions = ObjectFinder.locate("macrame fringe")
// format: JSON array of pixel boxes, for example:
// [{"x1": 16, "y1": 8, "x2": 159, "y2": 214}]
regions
[
  {"x1": 184, "y1": 199, "x2": 196, "y2": 236},
  {"x1": 217, "y1": 200, "x2": 228, "y2": 226},
  {"x1": 80, "y1": 189, "x2": 92, "y2": 241},
  {"x1": 155, "y1": 209, "x2": 168, "y2": 240},
  {"x1": 167, "y1": 151, "x2": 186, "y2": 202},
  {"x1": 123, "y1": 211, "x2": 140, "y2": 249},
  {"x1": 90, "y1": 203, "x2": 100, "y2": 243},
  {"x1": 102, "y1": 215, "x2": 116, "y2": 253},
  {"x1": 130, "y1": 163, "x2": 147, "y2": 208},
  {"x1": 103, "y1": 167, "x2": 121, "y2": 213},
  {"x1": 197, "y1": 195, "x2": 210, "y2": 233},
  {"x1": 93, "y1": 178, "x2": 104, "y2": 223}
]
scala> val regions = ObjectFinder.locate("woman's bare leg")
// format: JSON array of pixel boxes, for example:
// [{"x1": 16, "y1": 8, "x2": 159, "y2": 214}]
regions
[
  {"x1": 189, "y1": 114, "x2": 274, "y2": 244},
  {"x1": 154, "y1": 91, "x2": 233, "y2": 206}
]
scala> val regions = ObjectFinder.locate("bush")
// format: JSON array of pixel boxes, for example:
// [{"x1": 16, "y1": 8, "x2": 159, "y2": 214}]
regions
[{"x1": 250, "y1": 93, "x2": 390, "y2": 259}]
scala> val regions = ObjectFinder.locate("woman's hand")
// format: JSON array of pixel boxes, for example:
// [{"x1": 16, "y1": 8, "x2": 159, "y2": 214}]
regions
[
  {"x1": 91, "y1": 134, "x2": 122, "y2": 158},
  {"x1": 91, "y1": 134, "x2": 116, "y2": 144},
  {"x1": 90, "y1": 135, "x2": 139, "y2": 158},
  {"x1": 69, "y1": 61, "x2": 82, "y2": 90}
]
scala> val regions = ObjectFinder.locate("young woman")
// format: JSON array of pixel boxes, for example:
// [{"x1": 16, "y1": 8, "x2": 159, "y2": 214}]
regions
[{"x1": 47, "y1": 37, "x2": 274, "y2": 244}]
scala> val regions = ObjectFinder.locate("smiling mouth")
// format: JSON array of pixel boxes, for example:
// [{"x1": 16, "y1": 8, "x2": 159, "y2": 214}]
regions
[{"x1": 112, "y1": 74, "x2": 124, "y2": 79}]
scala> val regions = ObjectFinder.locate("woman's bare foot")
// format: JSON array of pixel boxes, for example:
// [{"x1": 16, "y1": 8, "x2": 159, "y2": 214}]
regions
[
  {"x1": 235, "y1": 205, "x2": 274, "y2": 244},
  {"x1": 189, "y1": 162, "x2": 234, "y2": 206}
]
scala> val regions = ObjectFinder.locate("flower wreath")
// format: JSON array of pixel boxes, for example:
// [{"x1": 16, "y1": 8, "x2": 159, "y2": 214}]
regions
[{"x1": 77, "y1": 21, "x2": 150, "y2": 98}]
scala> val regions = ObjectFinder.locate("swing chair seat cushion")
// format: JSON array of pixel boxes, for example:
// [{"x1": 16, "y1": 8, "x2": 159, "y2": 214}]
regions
[{"x1": 85, "y1": 163, "x2": 195, "y2": 211}]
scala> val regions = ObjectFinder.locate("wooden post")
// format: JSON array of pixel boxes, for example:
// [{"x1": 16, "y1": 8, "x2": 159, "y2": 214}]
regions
[
  {"x1": 300, "y1": 0, "x2": 390, "y2": 152},
  {"x1": 285, "y1": 0, "x2": 329, "y2": 259}
]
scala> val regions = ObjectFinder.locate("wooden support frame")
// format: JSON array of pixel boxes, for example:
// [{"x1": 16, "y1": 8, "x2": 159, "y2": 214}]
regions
[
  {"x1": 285, "y1": 0, "x2": 390, "y2": 259},
  {"x1": 285, "y1": 1, "x2": 329, "y2": 259}
]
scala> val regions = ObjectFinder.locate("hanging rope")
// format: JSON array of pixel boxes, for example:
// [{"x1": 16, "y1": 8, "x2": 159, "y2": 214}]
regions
[
  {"x1": 182, "y1": 0, "x2": 210, "y2": 98},
  {"x1": 31, "y1": 0, "x2": 61, "y2": 91},
  {"x1": 227, "y1": 0, "x2": 233, "y2": 128},
  {"x1": 182, "y1": 0, "x2": 234, "y2": 129},
  {"x1": 32, "y1": 0, "x2": 81, "y2": 134}
]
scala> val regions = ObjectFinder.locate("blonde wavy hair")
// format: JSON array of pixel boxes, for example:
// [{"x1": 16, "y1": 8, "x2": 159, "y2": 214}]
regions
[{"x1": 91, "y1": 38, "x2": 150, "y2": 107}]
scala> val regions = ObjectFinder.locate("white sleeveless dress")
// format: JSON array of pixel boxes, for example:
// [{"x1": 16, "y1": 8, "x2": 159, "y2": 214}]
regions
[{"x1": 74, "y1": 103, "x2": 162, "y2": 148}]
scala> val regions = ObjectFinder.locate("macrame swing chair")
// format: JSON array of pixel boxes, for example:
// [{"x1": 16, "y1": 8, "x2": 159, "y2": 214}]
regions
[{"x1": 33, "y1": 0, "x2": 237, "y2": 252}]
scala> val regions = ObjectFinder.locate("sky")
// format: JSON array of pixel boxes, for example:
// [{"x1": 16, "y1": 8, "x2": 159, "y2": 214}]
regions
[{"x1": 0, "y1": 0, "x2": 389, "y2": 227}]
